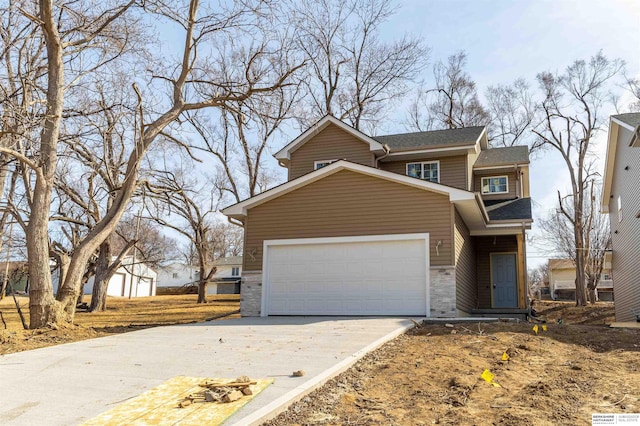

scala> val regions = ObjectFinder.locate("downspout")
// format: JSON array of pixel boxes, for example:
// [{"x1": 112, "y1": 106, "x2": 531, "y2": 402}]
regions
[
  {"x1": 374, "y1": 144, "x2": 391, "y2": 168},
  {"x1": 514, "y1": 164, "x2": 521, "y2": 198}
]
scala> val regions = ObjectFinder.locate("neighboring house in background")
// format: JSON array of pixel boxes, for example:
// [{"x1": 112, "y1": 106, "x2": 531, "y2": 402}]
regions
[
  {"x1": 84, "y1": 259, "x2": 157, "y2": 297},
  {"x1": 0, "y1": 261, "x2": 28, "y2": 295},
  {"x1": 223, "y1": 115, "x2": 533, "y2": 318},
  {"x1": 548, "y1": 259, "x2": 613, "y2": 302},
  {"x1": 207, "y1": 256, "x2": 242, "y2": 295},
  {"x1": 157, "y1": 263, "x2": 200, "y2": 288},
  {"x1": 53, "y1": 258, "x2": 157, "y2": 297},
  {"x1": 602, "y1": 112, "x2": 640, "y2": 322}
]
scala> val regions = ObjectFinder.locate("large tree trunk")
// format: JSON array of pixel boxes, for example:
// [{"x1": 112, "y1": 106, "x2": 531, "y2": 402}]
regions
[
  {"x1": 90, "y1": 241, "x2": 112, "y2": 312},
  {"x1": 27, "y1": 0, "x2": 65, "y2": 328}
]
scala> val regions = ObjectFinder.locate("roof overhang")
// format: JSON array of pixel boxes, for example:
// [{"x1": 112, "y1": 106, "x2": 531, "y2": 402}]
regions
[
  {"x1": 473, "y1": 163, "x2": 530, "y2": 172},
  {"x1": 273, "y1": 115, "x2": 386, "y2": 165},
  {"x1": 222, "y1": 160, "x2": 477, "y2": 220}
]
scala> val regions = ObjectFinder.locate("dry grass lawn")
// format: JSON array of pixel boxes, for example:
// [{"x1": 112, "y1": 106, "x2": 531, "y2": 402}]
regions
[{"x1": 0, "y1": 294, "x2": 240, "y2": 355}]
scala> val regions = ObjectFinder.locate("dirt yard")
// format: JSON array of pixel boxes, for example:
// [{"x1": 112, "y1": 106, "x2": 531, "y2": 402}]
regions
[
  {"x1": 266, "y1": 301, "x2": 640, "y2": 426},
  {"x1": 0, "y1": 294, "x2": 240, "y2": 355}
]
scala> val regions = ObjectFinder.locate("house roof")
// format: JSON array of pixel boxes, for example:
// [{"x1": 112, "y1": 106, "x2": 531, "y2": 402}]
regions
[
  {"x1": 213, "y1": 256, "x2": 242, "y2": 266},
  {"x1": 474, "y1": 146, "x2": 529, "y2": 168},
  {"x1": 373, "y1": 126, "x2": 486, "y2": 151},
  {"x1": 548, "y1": 258, "x2": 574, "y2": 270},
  {"x1": 485, "y1": 198, "x2": 532, "y2": 221},
  {"x1": 274, "y1": 115, "x2": 387, "y2": 162},
  {"x1": 612, "y1": 113, "x2": 640, "y2": 128},
  {"x1": 222, "y1": 160, "x2": 494, "y2": 230}
]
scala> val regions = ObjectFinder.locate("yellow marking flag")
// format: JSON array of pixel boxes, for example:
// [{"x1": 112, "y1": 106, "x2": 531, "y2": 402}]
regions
[
  {"x1": 532, "y1": 324, "x2": 539, "y2": 334},
  {"x1": 501, "y1": 352, "x2": 509, "y2": 361},
  {"x1": 542, "y1": 324, "x2": 547, "y2": 331},
  {"x1": 481, "y1": 369, "x2": 501, "y2": 387}
]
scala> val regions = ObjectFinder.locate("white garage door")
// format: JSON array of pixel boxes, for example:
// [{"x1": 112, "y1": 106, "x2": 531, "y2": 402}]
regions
[{"x1": 263, "y1": 234, "x2": 429, "y2": 316}]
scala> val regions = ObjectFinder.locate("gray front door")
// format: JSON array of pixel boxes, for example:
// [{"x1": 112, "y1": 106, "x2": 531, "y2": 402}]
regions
[{"x1": 491, "y1": 253, "x2": 518, "y2": 308}]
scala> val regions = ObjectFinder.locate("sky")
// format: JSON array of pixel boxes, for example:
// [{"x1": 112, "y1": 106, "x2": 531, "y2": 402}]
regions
[{"x1": 371, "y1": 0, "x2": 640, "y2": 268}]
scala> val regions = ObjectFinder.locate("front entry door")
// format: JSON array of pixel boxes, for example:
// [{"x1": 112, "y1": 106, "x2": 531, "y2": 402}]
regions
[{"x1": 491, "y1": 253, "x2": 518, "y2": 308}]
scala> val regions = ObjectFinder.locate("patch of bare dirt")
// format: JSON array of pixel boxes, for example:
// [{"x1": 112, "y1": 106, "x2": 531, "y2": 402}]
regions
[
  {"x1": 0, "y1": 294, "x2": 240, "y2": 354},
  {"x1": 265, "y1": 302, "x2": 639, "y2": 426}
]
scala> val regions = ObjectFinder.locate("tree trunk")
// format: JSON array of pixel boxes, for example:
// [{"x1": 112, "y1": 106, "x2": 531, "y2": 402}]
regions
[
  {"x1": 90, "y1": 241, "x2": 112, "y2": 312},
  {"x1": 27, "y1": 0, "x2": 65, "y2": 329},
  {"x1": 197, "y1": 276, "x2": 207, "y2": 303}
]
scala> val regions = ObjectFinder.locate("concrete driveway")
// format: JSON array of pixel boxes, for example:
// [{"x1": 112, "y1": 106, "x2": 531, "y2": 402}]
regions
[{"x1": 0, "y1": 317, "x2": 415, "y2": 425}]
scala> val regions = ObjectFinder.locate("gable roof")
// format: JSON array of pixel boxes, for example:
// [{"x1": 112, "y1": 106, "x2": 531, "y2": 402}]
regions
[
  {"x1": 373, "y1": 126, "x2": 486, "y2": 151},
  {"x1": 222, "y1": 160, "x2": 476, "y2": 219},
  {"x1": 612, "y1": 112, "x2": 640, "y2": 129},
  {"x1": 474, "y1": 146, "x2": 529, "y2": 168},
  {"x1": 274, "y1": 115, "x2": 387, "y2": 162},
  {"x1": 485, "y1": 197, "x2": 532, "y2": 221},
  {"x1": 548, "y1": 258, "x2": 574, "y2": 270}
]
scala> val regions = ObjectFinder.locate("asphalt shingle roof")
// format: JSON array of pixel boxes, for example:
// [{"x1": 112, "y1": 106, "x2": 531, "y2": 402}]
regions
[
  {"x1": 474, "y1": 146, "x2": 529, "y2": 167},
  {"x1": 485, "y1": 197, "x2": 532, "y2": 221},
  {"x1": 613, "y1": 113, "x2": 640, "y2": 127},
  {"x1": 373, "y1": 126, "x2": 485, "y2": 151}
]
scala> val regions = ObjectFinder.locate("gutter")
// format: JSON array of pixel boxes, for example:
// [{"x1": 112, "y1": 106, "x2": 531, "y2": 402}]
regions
[{"x1": 227, "y1": 216, "x2": 244, "y2": 227}]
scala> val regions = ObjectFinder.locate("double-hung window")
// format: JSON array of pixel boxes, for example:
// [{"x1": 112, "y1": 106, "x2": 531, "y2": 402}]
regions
[
  {"x1": 481, "y1": 176, "x2": 508, "y2": 194},
  {"x1": 406, "y1": 161, "x2": 439, "y2": 183},
  {"x1": 231, "y1": 267, "x2": 240, "y2": 276}
]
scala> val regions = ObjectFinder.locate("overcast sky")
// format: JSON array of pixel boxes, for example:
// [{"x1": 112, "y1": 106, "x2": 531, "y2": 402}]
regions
[{"x1": 373, "y1": 0, "x2": 640, "y2": 267}]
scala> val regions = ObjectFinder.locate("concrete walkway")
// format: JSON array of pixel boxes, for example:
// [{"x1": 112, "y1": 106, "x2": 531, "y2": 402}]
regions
[{"x1": 0, "y1": 317, "x2": 414, "y2": 425}]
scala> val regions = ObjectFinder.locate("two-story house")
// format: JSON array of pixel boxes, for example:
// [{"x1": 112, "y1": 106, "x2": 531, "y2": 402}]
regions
[
  {"x1": 602, "y1": 112, "x2": 640, "y2": 322},
  {"x1": 222, "y1": 115, "x2": 532, "y2": 318}
]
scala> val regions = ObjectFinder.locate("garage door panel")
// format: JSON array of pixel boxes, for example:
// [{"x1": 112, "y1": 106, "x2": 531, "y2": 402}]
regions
[{"x1": 265, "y1": 235, "x2": 428, "y2": 316}]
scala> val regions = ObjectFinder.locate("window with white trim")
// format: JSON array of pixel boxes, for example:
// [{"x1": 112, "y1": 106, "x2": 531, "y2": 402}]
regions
[
  {"x1": 314, "y1": 159, "x2": 337, "y2": 170},
  {"x1": 406, "y1": 161, "x2": 439, "y2": 183},
  {"x1": 231, "y1": 267, "x2": 240, "y2": 276},
  {"x1": 481, "y1": 176, "x2": 508, "y2": 194}
]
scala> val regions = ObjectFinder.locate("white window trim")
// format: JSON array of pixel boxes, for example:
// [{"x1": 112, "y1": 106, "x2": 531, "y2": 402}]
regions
[
  {"x1": 406, "y1": 160, "x2": 440, "y2": 183},
  {"x1": 481, "y1": 175, "x2": 509, "y2": 194},
  {"x1": 314, "y1": 159, "x2": 337, "y2": 170},
  {"x1": 231, "y1": 267, "x2": 240, "y2": 276}
]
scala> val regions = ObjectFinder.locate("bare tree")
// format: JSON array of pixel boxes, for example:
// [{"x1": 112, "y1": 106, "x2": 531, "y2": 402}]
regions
[
  {"x1": 188, "y1": 84, "x2": 298, "y2": 205},
  {"x1": 0, "y1": 0, "x2": 303, "y2": 327},
  {"x1": 145, "y1": 166, "x2": 219, "y2": 303},
  {"x1": 485, "y1": 79, "x2": 536, "y2": 147},
  {"x1": 528, "y1": 263, "x2": 549, "y2": 299},
  {"x1": 532, "y1": 52, "x2": 623, "y2": 306},
  {"x1": 407, "y1": 51, "x2": 489, "y2": 132},
  {"x1": 625, "y1": 75, "x2": 640, "y2": 112},
  {"x1": 295, "y1": 0, "x2": 427, "y2": 132}
]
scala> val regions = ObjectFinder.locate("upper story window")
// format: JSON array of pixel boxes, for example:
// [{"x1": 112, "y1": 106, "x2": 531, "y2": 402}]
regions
[
  {"x1": 172, "y1": 272, "x2": 178, "y2": 279},
  {"x1": 481, "y1": 176, "x2": 508, "y2": 194},
  {"x1": 314, "y1": 159, "x2": 337, "y2": 170},
  {"x1": 406, "y1": 161, "x2": 439, "y2": 183},
  {"x1": 231, "y1": 267, "x2": 240, "y2": 276}
]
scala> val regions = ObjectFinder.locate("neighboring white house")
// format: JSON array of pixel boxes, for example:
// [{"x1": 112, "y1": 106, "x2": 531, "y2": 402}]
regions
[
  {"x1": 53, "y1": 258, "x2": 158, "y2": 297},
  {"x1": 157, "y1": 257, "x2": 242, "y2": 294},
  {"x1": 548, "y1": 258, "x2": 613, "y2": 301},
  {"x1": 157, "y1": 263, "x2": 200, "y2": 288},
  {"x1": 207, "y1": 256, "x2": 242, "y2": 295}
]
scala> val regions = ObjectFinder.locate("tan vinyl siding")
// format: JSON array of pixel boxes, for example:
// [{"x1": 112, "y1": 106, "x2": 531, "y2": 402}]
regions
[
  {"x1": 475, "y1": 235, "x2": 518, "y2": 308},
  {"x1": 474, "y1": 171, "x2": 518, "y2": 200},
  {"x1": 608, "y1": 126, "x2": 640, "y2": 321},
  {"x1": 379, "y1": 155, "x2": 468, "y2": 190},
  {"x1": 243, "y1": 170, "x2": 453, "y2": 271},
  {"x1": 454, "y1": 209, "x2": 476, "y2": 313},
  {"x1": 288, "y1": 124, "x2": 375, "y2": 180}
]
